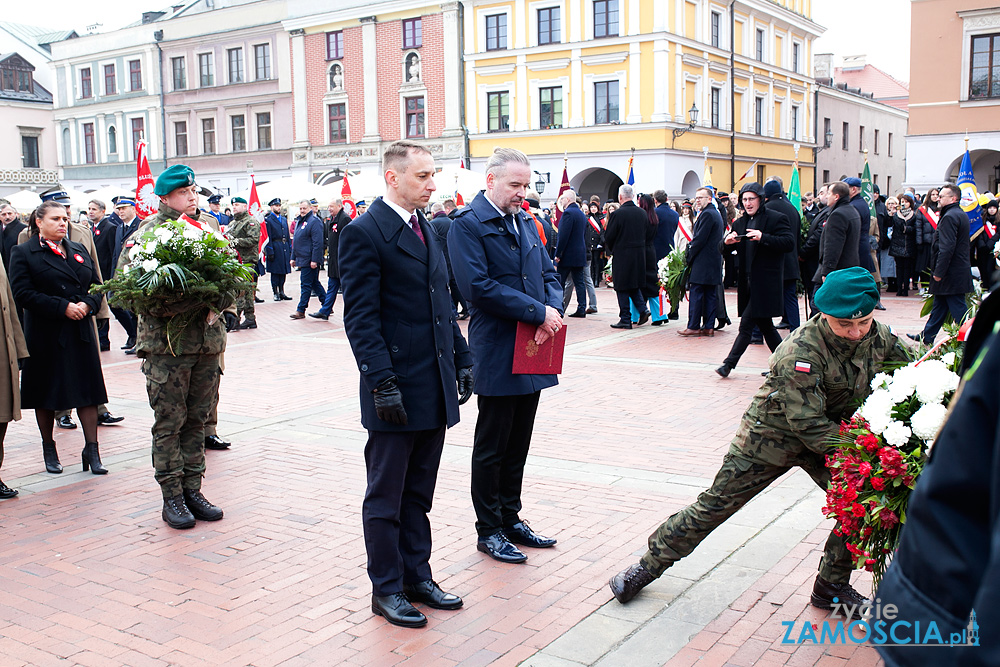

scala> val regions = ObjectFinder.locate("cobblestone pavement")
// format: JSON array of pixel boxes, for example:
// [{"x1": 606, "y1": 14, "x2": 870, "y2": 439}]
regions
[{"x1": 0, "y1": 275, "x2": 930, "y2": 666}]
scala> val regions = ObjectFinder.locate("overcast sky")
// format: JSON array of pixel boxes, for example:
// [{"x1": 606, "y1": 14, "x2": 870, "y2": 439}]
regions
[{"x1": 12, "y1": 0, "x2": 912, "y2": 82}]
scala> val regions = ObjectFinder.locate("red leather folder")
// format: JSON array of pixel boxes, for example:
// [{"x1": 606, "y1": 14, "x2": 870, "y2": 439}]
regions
[{"x1": 512, "y1": 321, "x2": 566, "y2": 374}]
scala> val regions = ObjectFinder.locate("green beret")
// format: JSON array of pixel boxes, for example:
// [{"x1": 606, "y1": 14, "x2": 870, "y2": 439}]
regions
[
  {"x1": 231, "y1": 197, "x2": 247, "y2": 204},
  {"x1": 154, "y1": 164, "x2": 196, "y2": 196},
  {"x1": 814, "y1": 267, "x2": 880, "y2": 318}
]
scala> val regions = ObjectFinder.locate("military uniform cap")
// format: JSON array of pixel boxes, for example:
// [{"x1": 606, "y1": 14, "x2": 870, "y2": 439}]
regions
[
  {"x1": 154, "y1": 164, "x2": 196, "y2": 196},
  {"x1": 231, "y1": 196, "x2": 247, "y2": 204},
  {"x1": 814, "y1": 267, "x2": 880, "y2": 319},
  {"x1": 115, "y1": 197, "x2": 136, "y2": 207},
  {"x1": 207, "y1": 194, "x2": 223, "y2": 204},
  {"x1": 267, "y1": 197, "x2": 281, "y2": 206},
  {"x1": 309, "y1": 198, "x2": 318, "y2": 205},
  {"x1": 356, "y1": 200, "x2": 367, "y2": 207},
  {"x1": 40, "y1": 185, "x2": 72, "y2": 205}
]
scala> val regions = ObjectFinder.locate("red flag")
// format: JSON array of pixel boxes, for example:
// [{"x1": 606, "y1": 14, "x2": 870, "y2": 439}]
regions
[
  {"x1": 460, "y1": 158, "x2": 465, "y2": 170},
  {"x1": 341, "y1": 174, "x2": 357, "y2": 219},
  {"x1": 179, "y1": 213, "x2": 214, "y2": 233},
  {"x1": 248, "y1": 174, "x2": 268, "y2": 261},
  {"x1": 554, "y1": 167, "x2": 570, "y2": 228},
  {"x1": 135, "y1": 140, "x2": 157, "y2": 219}
]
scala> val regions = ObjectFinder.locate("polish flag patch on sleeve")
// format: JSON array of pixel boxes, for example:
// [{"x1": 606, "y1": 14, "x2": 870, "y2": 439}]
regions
[{"x1": 794, "y1": 361, "x2": 812, "y2": 373}]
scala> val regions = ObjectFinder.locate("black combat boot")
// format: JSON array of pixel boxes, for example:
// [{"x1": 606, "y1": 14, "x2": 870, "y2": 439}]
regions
[
  {"x1": 162, "y1": 495, "x2": 196, "y2": 528},
  {"x1": 811, "y1": 576, "x2": 868, "y2": 619},
  {"x1": 81, "y1": 442, "x2": 108, "y2": 474},
  {"x1": 609, "y1": 562, "x2": 656, "y2": 603},
  {"x1": 183, "y1": 489, "x2": 224, "y2": 521},
  {"x1": 42, "y1": 440, "x2": 62, "y2": 474}
]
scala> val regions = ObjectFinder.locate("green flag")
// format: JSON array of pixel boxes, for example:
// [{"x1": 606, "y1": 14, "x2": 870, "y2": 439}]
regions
[
  {"x1": 861, "y1": 158, "x2": 875, "y2": 212},
  {"x1": 789, "y1": 166, "x2": 801, "y2": 213}
]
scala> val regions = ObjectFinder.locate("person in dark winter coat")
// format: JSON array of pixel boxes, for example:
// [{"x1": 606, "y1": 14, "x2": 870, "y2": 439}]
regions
[
  {"x1": 973, "y1": 199, "x2": 998, "y2": 290},
  {"x1": 554, "y1": 191, "x2": 589, "y2": 317},
  {"x1": 914, "y1": 190, "x2": 939, "y2": 290},
  {"x1": 678, "y1": 188, "x2": 724, "y2": 336},
  {"x1": 309, "y1": 199, "x2": 352, "y2": 320},
  {"x1": 652, "y1": 189, "x2": 678, "y2": 260},
  {"x1": 264, "y1": 198, "x2": 292, "y2": 300},
  {"x1": 844, "y1": 177, "x2": 875, "y2": 275},
  {"x1": 637, "y1": 194, "x2": 661, "y2": 301},
  {"x1": 812, "y1": 182, "x2": 861, "y2": 284},
  {"x1": 800, "y1": 185, "x2": 829, "y2": 316},
  {"x1": 764, "y1": 179, "x2": 802, "y2": 331},
  {"x1": 290, "y1": 201, "x2": 326, "y2": 318},
  {"x1": 915, "y1": 184, "x2": 973, "y2": 343},
  {"x1": 888, "y1": 193, "x2": 918, "y2": 296},
  {"x1": 605, "y1": 184, "x2": 652, "y2": 329},
  {"x1": 716, "y1": 182, "x2": 794, "y2": 377}
]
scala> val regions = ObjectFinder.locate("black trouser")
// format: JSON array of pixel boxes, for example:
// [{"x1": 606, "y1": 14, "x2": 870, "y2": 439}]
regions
[
  {"x1": 558, "y1": 264, "x2": 587, "y2": 314},
  {"x1": 615, "y1": 289, "x2": 647, "y2": 322},
  {"x1": 894, "y1": 256, "x2": 915, "y2": 294},
  {"x1": 270, "y1": 273, "x2": 286, "y2": 293},
  {"x1": 723, "y1": 315, "x2": 783, "y2": 368},
  {"x1": 363, "y1": 427, "x2": 446, "y2": 596},
  {"x1": 471, "y1": 392, "x2": 540, "y2": 537},
  {"x1": 686, "y1": 283, "x2": 716, "y2": 330},
  {"x1": 920, "y1": 293, "x2": 968, "y2": 343}
]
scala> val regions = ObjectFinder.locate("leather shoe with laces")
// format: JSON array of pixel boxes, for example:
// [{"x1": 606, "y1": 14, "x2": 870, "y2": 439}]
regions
[
  {"x1": 609, "y1": 562, "x2": 656, "y2": 603},
  {"x1": 610, "y1": 321, "x2": 632, "y2": 330},
  {"x1": 372, "y1": 592, "x2": 427, "y2": 628},
  {"x1": 183, "y1": 489, "x2": 223, "y2": 521},
  {"x1": 204, "y1": 435, "x2": 231, "y2": 450},
  {"x1": 97, "y1": 411, "x2": 124, "y2": 425},
  {"x1": 637, "y1": 311, "x2": 651, "y2": 326},
  {"x1": 477, "y1": 531, "x2": 527, "y2": 563},
  {"x1": 162, "y1": 495, "x2": 196, "y2": 529},
  {"x1": 57, "y1": 415, "x2": 77, "y2": 429},
  {"x1": 403, "y1": 580, "x2": 463, "y2": 610},
  {"x1": 810, "y1": 576, "x2": 868, "y2": 618},
  {"x1": 568, "y1": 310, "x2": 586, "y2": 318},
  {"x1": 504, "y1": 521, "x2": 556, "y2": 548},
  {"x1": 0, "y1": 480, "x2": 17, "y2": 499}
]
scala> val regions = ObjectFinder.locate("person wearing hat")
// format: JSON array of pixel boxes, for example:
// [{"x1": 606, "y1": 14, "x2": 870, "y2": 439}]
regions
[
  {"x1": 763, "y1": 177, "x2": 802, "y2": 332},
  {"x1": 206, "y1": 194, "x2": 231, "y2": 228},
  {"x1": 264, "y1": 198, "x2": 292, "y2": 301},
  {"x1": 715, "y1": 182, "x2": 795, "y2": 377},
  {"x1": 974, "y1": 197, "x2": 998, "y2": 290},
  {"x1": 225, "y1": 197, "x2": 260, "y2": 330},
  {"x1": 843, "y1": 178, "x2": 884, "y2": 310},
  {"x1": 119, "y1": 164, "x2": 238, "y2": 529},
  {"x1": 611, "y1": 266, "x2": 911, "y2": 617},
  {"x1": 356, "y1": 200, "x2": 368, "y2": 216}
]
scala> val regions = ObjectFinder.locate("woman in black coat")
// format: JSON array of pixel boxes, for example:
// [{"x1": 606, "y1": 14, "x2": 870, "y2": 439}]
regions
[
  {"x1": 8, "y1": 201, "x2": 109, "y2": 476},
  {"x1": 889, "y1": 193, "x2": 918, "y2": 296},
  {"x1": 637, "y1": 194, "x2": 661, "y2": 301}
]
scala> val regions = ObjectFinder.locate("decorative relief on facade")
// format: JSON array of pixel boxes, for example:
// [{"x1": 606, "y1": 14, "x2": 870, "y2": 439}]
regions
[{"x1": 0, "y1": 169, "x2": 59, "y2": 184}]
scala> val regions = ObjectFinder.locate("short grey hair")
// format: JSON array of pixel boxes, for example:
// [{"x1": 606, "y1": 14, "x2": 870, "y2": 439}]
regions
[
  {"x1": 89, "y1": 199, "x2": 106, "y2": 211},
  {"x1": 558, "y1": 189, "x2": 577, "y2": 207},
  {"x1": 485, "y1": 147, "x2": 531, "y2": 177},
  {"x1": 430, "y1": 202, "x2": 444, "y2": 214},
  {"x1": 765, "y1": 175, "x2": 783, "y2": 188},
  {"x1": 618, "y1": 184, "x2": 634, "y2": 200}
]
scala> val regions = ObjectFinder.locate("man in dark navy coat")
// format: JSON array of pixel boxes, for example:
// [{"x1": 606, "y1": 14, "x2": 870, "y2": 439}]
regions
[
  {"x1": 263, "y1": 198, "x2": 292, "y2": 301},
  {"x1": 340, "y1": 141, "x2": 474, "y2": 629},
  {"x1": 449, "y1": 147, "x2": 564, "y2": 565},
  {"x1": 554, "y1": 189, "x2": 589, "y2": 317},
  {"x1": 678, "y1": 188, "x2": 724, "y2": 336},
  {"x1": 289, "y1": 200, "x2": 326, "y2": 319}
]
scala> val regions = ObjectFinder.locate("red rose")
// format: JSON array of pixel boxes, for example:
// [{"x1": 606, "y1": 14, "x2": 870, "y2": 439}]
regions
[
  {"x1": 852, "y1": 503, "x2": 866, "y2": 518},
  {"x1": 859, "y1": 462, "x2": 872, "y2": 477},
  {"x1": 871, "y1": 477, "x2": 886, "y2": 491}
]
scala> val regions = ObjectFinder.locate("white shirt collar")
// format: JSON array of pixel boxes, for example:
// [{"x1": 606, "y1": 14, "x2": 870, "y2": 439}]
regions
[
  {"x1": 484, "y1": 194, "x2": 509, "y2": 220},
  {"x1": 383, "y1": 197, "x2": 417, "y2": 227}
]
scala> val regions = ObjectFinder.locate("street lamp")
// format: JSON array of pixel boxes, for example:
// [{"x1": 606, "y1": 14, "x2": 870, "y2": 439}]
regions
[
  {"x1": 671, "y1": 103, "x2": 700, "y2": 147},
  {"x1": 534, "y1": 170, "x2": 550, "y2": 194},
  {"x1": 815, "y1": 128, "x2": 834, "y2": 153}
]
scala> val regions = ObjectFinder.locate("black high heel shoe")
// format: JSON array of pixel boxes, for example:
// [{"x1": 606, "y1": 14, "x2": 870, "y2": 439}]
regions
[
  {"x1": 81, "y1": 442, "x2": 108, "y2": 475},
  {"x1": 714, "y1": 317, "x2": 731, "y2": 331},
  {"x1": 42, "y1": 440, "x2": 62, "y2": 474}
]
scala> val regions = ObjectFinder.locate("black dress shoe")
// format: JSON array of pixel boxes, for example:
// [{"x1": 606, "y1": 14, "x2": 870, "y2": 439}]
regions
[
  {"x1": 162, "y1": 495, "x2": 196, "y2": 529},
  {"x1": 667, "y1": 312, "x2": 679, "y2": 321},
  {"x1": 585, "y1": 307, "x2": 598, "y2": 314},
  {"x1": 97, "y1": 411, "x2": 124, "y2": 425},
  {"x1": 403, "y1": 580, "x2": 463, "y2": 610},
  {"x1": 100, "y1": 343, "x2": 111, "y2": 351},
  {"x1": 0, "y1": 480, "x2": 17, "y2": 499},
  {"x1": 609, "y1": 562, "x2": 656, "y2": 604},
  {"x1": 254, "y1": 296, "x2": 264, "y2": 303},
  {"x1": 504, "y1": 521, "x2": 556, "y2": 548},
  {"x1": 810, "y1": 576, "x2": 868, "y2": 618},
  {"x1": 308, "y1": 312, "x2": 329, "y2": 320},
  {"x1": 274, "y1": 294, "x2": 283, "y2": 302},
  {"x1": 239, "y1": 320, "x2": 257, "y2": 329},
  {"x1": 204, "y1": 435, "x2": 231, "y2": 450},
  {"x1": 372, "y1": 592, "x2": 427, "y2": 628},
  {"x1": 650, "y1": 320, "x2": 662, "y2": 326},
  {"x1": 637, "y1": 311, "x2": 651, "y2": 326},
  {"x1": 568, "y1": 310, "x2": 586, "y2": 318},
  {"x1": 477, "y1": 531, "x2": 527, "y2": 563},
  {"x1": 874, "y1": 302, "x2": 886, "y2": 311},
  {"x1": 715, "y1": 363, "x2": 733, "y2": 378},
  {"x1": 774, "y1": 320, "x2": 790, "y2": 330},
  {"x1": 121, "y1": 336, "x2": 136, "y2": 349},
  {"x1": 749, "y1": 337, "x2": 764, "y2": 345},
  {"x1": 124, "y1": 347, "x2": 137, "y2": 355},
  {"x1": 907, "y1": 333, "x2": 924, "y2": 343},
  {"x1": 183, "y1": 489, "x2": 223, "y2": 521},
  {"x1": 56, "y1": 415, "x2": 77, "y2": 429},
  {"x1": 610, "y1": 321, "x2": 632, "y2": 330}
]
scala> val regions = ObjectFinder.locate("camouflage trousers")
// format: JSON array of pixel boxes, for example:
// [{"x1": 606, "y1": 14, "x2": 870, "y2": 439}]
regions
[
  {"x1": 641, "y1": 449, "x2": 853, "y2": 584},
  {"x1": 142, "y1": 353, "x2": 221, "y2": 499},
  {"x1": 236, "y1": 273, "x2": 258, "y2": 323}
]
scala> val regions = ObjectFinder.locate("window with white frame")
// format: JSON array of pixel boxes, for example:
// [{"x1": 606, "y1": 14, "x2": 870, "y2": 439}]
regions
[
  {"x1": 228, "y1": 48, "x2": 244, "y2": 84},
  {"x1": 711, "y1": 87, "x2": 721, "y2": 128},
  {"x1": 595, "y1": 80, "x2": 619, "y2": 124},
  {"x1": 104, "y1": 64, "x2": 116, "y2": 95},
  {"x1": 175, "y1": 121, "x2": 188, "y2": 157},
  {"x1": 199, "y1": 53, "x2": 214, "y2": 87},
  {"x1": 329, "y1": 103, "x2": 347, "y2": 143},
  {"x1": 594, "y1": 0, "x2": 619, "y2": 39},
  {"x1": 202, "y1": 118, "x2": 216, "y2": 154},
  {"x1": 254, "y1": 44, "x2": 271, "y2": 81},
  {"x1": 711, "y1": 11, "x2": 721, "y2": 48},
  {"x1": 486, "y1": 14, "x2": 507, "y2": 51},
  {"x1": 487, "y1": 91, "x2": 510, "y2": 132},
  {"x1": 231, "y1": 114, "x2": 246, "y2": 151},
  {"x1": 538, "y1": 7, "x2": 560, "y2": 45},
  {"x1": 539, "y1": 86, "x2": 563, "y2": 128},
  {"x1": 792, "y1": 42, "x2": 801, "y2": 73},
  {"x1": 171, "y1": 57, "x2": 186, "y2": 90},
  {"x1": 790, "y1": 105, "x2": 798, "y2": 140},
  {"x1": 754, "y1": 97, "x2": 764, "y2": 135},
  {"x1": 257, "y1": 112, "x2": 272, "y2": 149},
  {"x1": 755, "y1": 28, "x2": 765, "y2": 61},
  {"x1": 405, "y1": 97, "x2": 425, "y2": 138}
]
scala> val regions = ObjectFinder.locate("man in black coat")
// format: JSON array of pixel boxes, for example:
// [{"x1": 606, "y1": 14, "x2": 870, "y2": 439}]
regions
[
  {"x1": 309, "y1": 198, "x2": 352, "y2": 320},
  {"x1": 844, "y1": 178, "x2": 874, "y2": 274},
  {"x1": 1, "y1": 204, "x2": 26, "y2": 274},
  {"x1": 554, "y1": 190, "x2": 589, "y2": 317},
  {"x1": 427, "y1": 202, "x2": 468, "y2": 319},
  {"x1": 605, "y1": 184, "x2": 652, "y2": 329},
  {"x1": 716, "y1": 183, "x2": 794, "y2": 377},
  {"x1": 340, "y1": 141, "x2": 474, "y2": 629},
  {"x1": 913, "y1": 184, "x2": 974, "y2": 343},
  {"x1": 800, "y1": 186, "x2": 829, "y2": 318},
  {"x1": 652, "y1": 189, "x2": 678, "y2": 260},
  {"x1": 678, "y1": 188, "x2": 724, "y2": 336},
  {"x1": 87, "y1": 200, "x2": 121, "y2": 352},
  {"x1": 812, "y1": 182, "x2": 861, "y2": 285},
  {"x1": 263, "y1": 198, "x2": 292, "y2": 301},
  {"x1": 764, "y1": 179, "x2": 802, "y2": 332}
]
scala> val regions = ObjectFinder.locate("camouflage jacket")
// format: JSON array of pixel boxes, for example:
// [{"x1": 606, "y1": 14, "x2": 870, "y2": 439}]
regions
[
  {"x1": 731, "y1": 315, "x2": 909, "y2": 466},
  {"x1": 123, "y1": 202, "x2": 228, "y2": 357},
  {"x1": 226, "y1": 212, "x2": 260, "y2": 263}
]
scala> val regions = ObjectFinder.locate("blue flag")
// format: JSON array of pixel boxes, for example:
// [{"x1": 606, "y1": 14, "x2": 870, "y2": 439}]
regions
[
  {"x1": 626, "y1": 156, "x2": 634, "y2": 186},
  {"x1": 958, "y1": 149, "x2": 985, "y2": 240}
]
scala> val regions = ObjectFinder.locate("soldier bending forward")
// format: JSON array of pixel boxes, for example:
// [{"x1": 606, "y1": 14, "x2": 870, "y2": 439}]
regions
[{"x1": 610, "y1": 267, "x2": 909, "y2": 614}]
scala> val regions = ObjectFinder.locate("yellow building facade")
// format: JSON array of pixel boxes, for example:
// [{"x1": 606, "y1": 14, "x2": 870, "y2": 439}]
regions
[{"x1": 462, "y1": 0, "x2": 824, "y2": 201}]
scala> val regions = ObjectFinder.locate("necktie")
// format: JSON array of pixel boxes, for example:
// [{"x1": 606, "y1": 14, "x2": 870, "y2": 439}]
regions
[
  {"x1": 507, "y1": 213, "x2": 519, "y2": 236},
  {"x1": 410, "y1": 214, "x2": 425, "y2": 245}
]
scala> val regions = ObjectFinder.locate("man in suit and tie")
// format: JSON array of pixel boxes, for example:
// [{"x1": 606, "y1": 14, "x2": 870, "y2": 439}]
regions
[
  {"x1": 449, "y1": 147, "x2": 564, "y2": 565},
  {"x1": 678, "y1": 188, "x2": 724, "y2": 336},
  {"x1": 340, "y1": 140, "x2": 474, "y2": 629}
]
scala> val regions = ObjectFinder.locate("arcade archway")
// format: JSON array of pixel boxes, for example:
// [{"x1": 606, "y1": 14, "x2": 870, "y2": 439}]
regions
[
  {"x1": 944, "y1": 149, "x2": 1000, "y2": 195},
  {"x1": 570, "y1": 167, "x2": 625, "y2": 203},
  {"x1": 680, "y1": 170, "x2": 701, "y2": 198}
]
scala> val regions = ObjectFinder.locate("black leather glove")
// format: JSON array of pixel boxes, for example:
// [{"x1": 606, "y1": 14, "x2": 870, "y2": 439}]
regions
[
  {"x1": 223, "y1": 312, "x2": 239, "y2": 331},
  {"x1": 373, "y1": 377, "x2": 408, "y2": 425},
  {"x1": 457, "y1": 366, "x2": 474, "y2": 405}
]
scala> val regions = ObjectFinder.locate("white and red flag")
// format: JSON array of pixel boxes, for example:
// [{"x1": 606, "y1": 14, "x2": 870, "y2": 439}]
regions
[
  {"x1": 249, "y1": 174, "x2": 268, "y2": 261},
  {"x1": 135, "y1": 140, "x2": 157, "y2": 219},
  {"x1": 342, "y1": 173, "x2": 357, "y2": 219}
]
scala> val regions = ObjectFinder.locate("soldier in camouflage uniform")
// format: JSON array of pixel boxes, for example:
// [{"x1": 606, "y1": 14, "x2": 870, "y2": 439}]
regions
[
  {"x1": 119, "y1": 165, "x2": 239, "y2": 529},
  {"x1": 610, "y1": 267, "x2": 911, "y2": 614},
  {"x1": 225, "y1": 197, "x2": 260, "y2": 330}
]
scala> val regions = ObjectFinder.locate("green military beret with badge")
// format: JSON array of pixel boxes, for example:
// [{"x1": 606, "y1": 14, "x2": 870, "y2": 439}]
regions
[
  {"x1": 231, "y1": 197, "x2": 247, "y2": 204},
  {"x1": 154, "y1": 164, "x2": 196, "y2": 196},
  {"x1": 814, "y1": 267, "x2": 880, "y2": 319}
]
